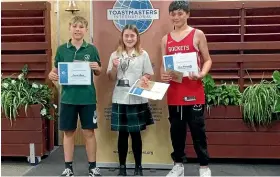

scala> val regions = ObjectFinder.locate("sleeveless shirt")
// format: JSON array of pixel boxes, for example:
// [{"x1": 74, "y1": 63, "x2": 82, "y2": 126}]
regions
[{"x1": 165, "y1": 28, "x2": 205, "y2": 105}]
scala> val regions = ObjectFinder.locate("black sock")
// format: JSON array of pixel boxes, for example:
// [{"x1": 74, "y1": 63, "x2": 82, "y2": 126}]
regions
[
  {"x1": 118, "y1": 131, "x2": 129, "y2": 166},
  {"x1": 130, "y1": 132, "x2": 142, "y2": 168},
  {"x1": 65, "y1": 162, "x2": 73, "y2": 171},
  {"x1": 89, "y1": 161, "x2": 96, "y2": 170}
]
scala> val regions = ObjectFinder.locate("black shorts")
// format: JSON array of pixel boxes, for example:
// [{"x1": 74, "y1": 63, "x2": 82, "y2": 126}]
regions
[{"x1": 59, "y1": 103, "x2": 98, "y2": 131}]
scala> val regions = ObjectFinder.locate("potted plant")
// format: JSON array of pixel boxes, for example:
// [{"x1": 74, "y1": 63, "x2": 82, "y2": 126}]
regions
[
  {"x1": 272, "y1": 70, "x2": 280, "y2": 114},
  {"x1": 242, "y1": 70, "x2": 280, "y2": 128},
  {"x1": 1, "y1": 65, "x2": 58, "y2": 164},
  {"x1": 242, "y1": 80, "x2": 279, "y2": 128},
  {"x1": 186, "y1": 73, "x2": 280, "y2": 159},
  {"x1": 202, "y1": 74, "x2": 242, "y2": 119}
]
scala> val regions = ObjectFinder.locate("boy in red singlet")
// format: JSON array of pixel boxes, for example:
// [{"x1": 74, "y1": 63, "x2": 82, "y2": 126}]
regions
[{"x1": 161, "y1": 1, "x2": 212, "y2": 177}]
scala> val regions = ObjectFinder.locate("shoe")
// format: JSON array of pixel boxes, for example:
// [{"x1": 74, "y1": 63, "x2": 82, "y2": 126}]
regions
[
  {"x1": 61, "y1": 168, "x2": 74, "y2": 176},
  {"x1": 117, "y1": 165, "x2": 127, "y2": 176},
  {"x1": 134, "y1": 166, "x2": 143, "y2": 176},
  {"x1": 200, "y1": 167, "x2": 211, "y2": 177},
  {"x1": 166, "y1": 163, "x2": 184, "y2": 177},
  {"x1": 89, "y1": 167, "x2": 102, "y2": 176}
]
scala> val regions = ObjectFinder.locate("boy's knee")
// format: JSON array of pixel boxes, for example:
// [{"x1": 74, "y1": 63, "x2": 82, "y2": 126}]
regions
[
  {"x1": 82, "y1": 129, "x2": 95, "y2": 139},
  {"x1": 64, "y1": 130, "x2": 75, "y2": 137}
]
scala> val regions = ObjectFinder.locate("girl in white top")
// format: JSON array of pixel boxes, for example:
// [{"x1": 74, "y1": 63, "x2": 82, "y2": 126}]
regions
[{"x1": 107, "y1": 24, "x2": 154, "y2": 176}]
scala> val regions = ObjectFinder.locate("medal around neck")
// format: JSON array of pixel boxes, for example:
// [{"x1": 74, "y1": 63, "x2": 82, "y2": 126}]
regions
[{"x1": 117, "y1": 54, "x2": 136, "y2": 87}]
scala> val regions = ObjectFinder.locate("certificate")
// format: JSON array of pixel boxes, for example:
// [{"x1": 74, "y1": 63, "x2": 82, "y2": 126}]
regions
[
  {"x1": 58, "y1": 62, "x2": 91, "y2": 85},
  {"x1": 163, "y1": 52, "x2": 199, "y2": 77},
  {"x1": 128, "y1": 79, "x2": 170, "y2": 100}
]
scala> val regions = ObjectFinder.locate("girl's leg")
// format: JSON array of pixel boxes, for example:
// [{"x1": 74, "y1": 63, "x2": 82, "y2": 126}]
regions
[
  {"x1": 130, "y1": 132, "x2": 143, "y2": 176},
  {"x1": 118, "y1": 131, "x2": 129, "y2": 176}
]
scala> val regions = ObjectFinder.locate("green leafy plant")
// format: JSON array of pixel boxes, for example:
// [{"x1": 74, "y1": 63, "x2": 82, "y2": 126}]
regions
[
  {"x1": 216, "y1": 84, "x2": 242, "y2": 106},
  {"x1": 202, "y1": 74, "x2": 216, "y2": 106},
  {"x1": 204, "y1": 71, "x2": 280, "y2": 127},
  {"x1": 273, "y1": 70, "x2": 280, "y2": 87},
  {"x1": 242, "y1": 79, "x2": 278, "y2": 127},
  {"x1": 1, "y1": 65, "x2": 58, "y2": 125},
  {"x1": 272, "y1": 70, "x2": 280, "y2": 113},
  {"x1": 203, "y1": 74, "x2": 242, "y2": 107}
]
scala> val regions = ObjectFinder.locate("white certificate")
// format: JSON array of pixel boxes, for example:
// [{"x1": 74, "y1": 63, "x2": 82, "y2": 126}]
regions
[
  {"x1": 163, "y1": 52, "x2": 199, "y2": 77},
  {"x1": 128, "y1": 79, "x2": 170, "y2": 100},
  {"x1": 58, "y1": 62, "x2": 91, "y2": 85}
]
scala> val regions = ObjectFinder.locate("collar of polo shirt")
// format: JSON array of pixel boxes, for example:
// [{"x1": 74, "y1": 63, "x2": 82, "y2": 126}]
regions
[{"x1": 67, "y1": 39, "x2": 88, "y2": 48}]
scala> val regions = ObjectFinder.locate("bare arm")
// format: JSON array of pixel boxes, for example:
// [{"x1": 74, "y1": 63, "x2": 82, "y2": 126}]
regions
[
  {"x1": 143, "y1": 73, "x2": 151, "y2": 80},
  {"x1": 94, "y1": 66, "x2": 102, "y2": 76},
  {"x1": 107, "y1": 66, "x2": 118, "y2": 81},
  {"x1": 160, "y1": 35, "x2": 167, "y2": 74},
  {"x1": 51, "y1": 67, "x2": 58, "y2": 73},
  {"x1": 196, "y1": 30, "x2": 212, "y2": 77},
  {"x1": 48, "y1": 67, "x2": 58, "y2": 81},
  {"x1": 160, "y1": 35, "x2": 172, "y2": 82}
]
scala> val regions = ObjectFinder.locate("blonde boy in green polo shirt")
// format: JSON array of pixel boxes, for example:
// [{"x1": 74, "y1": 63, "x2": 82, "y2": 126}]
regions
[{"x1": 48, "y1": 16, "x2": 102, "y2": 177}]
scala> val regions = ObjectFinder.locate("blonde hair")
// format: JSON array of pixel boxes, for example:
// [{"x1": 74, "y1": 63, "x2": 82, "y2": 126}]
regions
[
  {"x1": 116, "y1": 24, "x2": 142, "y2": 56},
  {"x1": 69, "y1": 16, "x2": 88, "y2": 28}
]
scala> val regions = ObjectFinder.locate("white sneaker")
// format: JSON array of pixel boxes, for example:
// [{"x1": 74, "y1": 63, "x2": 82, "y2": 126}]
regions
[
  {"x1": 166, "y1": 163, "x2": 184, "y2": 177},
  {"x1": 89, "y1": 167, "x2": 101, "y2": 176},
  {"x1": 200, "y1": 167, "x2": 211, "y2": 177}
]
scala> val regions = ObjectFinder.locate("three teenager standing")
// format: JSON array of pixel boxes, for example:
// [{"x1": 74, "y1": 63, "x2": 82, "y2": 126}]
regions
[{"x1": 49, "y1": 1, "x2": 212, "y2": 177}]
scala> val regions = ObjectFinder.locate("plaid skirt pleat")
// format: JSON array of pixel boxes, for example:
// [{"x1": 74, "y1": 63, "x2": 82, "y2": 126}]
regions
[{"x1": 111, "y1": 103, "x2": 154, "y2": 132}]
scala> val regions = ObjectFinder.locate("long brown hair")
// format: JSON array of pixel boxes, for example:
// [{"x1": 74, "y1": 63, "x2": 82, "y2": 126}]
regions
[{"x1": 116, "y1": 24, "x2": 142, "y2": 56}]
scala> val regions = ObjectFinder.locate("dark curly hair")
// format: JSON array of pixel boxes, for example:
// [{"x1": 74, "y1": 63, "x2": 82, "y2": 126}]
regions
[{"x1": 169, "y1": 0, "x2": 190, "y2": 13}]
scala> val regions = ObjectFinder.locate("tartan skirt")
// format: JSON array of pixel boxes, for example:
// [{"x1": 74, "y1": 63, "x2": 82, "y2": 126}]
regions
[{"x1": 111, "y1": 103, "x2": 154, "y2": 132}]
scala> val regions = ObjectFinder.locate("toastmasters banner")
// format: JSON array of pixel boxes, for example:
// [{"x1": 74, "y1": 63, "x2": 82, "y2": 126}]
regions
[{"x1": 93, "y1": 0, "x2": 174, "y2": 168}]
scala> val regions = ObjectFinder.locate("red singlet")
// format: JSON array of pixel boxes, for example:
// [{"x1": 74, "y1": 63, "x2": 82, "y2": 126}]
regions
[{"x1": 165, "y1": 28, "x2": 205, "y2": 105}]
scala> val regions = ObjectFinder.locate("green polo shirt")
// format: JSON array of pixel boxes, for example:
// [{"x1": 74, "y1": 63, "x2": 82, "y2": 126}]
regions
[{"x1": 54, "y1": 40, "x2": 101, "y2": 105}]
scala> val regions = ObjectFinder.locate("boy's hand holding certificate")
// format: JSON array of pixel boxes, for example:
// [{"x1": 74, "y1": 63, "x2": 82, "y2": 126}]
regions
[
  {"x1": 166, "y1": 69, "x2": 183, "y2": 83},
  {"x1": 128, "y1": 79, "x2": 170, "y2": 100},
  {"x1": 163, "y1": 52, "x2": 199, "y2": 83},
  {"x1": 58, "y1": 62, "x2": 91, "y2": 85}
]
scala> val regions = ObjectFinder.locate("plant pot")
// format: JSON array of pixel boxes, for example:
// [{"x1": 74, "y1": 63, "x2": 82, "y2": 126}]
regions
[
  {"x1": 272, "y1": 112, "x2": 280, "y2": 121},
  {"x1": 206, "y1": 105, "x2": 242, "y2": 119},
  {"x1": 1, "y1": 104, "x2": 49, "y2": 165}
]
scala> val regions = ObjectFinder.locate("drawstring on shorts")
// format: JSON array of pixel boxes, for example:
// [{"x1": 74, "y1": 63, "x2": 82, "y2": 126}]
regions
[{"x1": 177, "y1": 106, "x2": 183, "y2": 120}]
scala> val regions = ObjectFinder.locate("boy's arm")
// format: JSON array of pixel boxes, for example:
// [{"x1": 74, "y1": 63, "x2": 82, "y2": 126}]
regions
[
  {"x1": 160, "y1": 35, "x2": 173, "y2": 82},
  {"x1": 48, "y1": 48, "x2": 60, "y2": 81},
  {"x1": 52, "y1": 48, "x2": 60, "y2": 73},
  {"x1": 92, "y1": 46, "x2": 102, "y2": 76},
  {"x1": 160, "y1": 35, "x2": 167, "y2": 75},
  {"x1": 93, "y1": 66, "x2": 102, "y2": 76},
  {"x1": 51, "y1": 68, "x2": 58, "y2": 73},
  {"x1": 197, "y1": 30, "x2": 212, "y2": 78},
  {"x1": 142, "y1": 51, "x2": 154, "y2": 80}
]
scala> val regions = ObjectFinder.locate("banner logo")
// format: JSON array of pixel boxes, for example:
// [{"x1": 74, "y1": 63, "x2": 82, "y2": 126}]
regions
[{"x1": 107, "y1": 0, "x2": 159, "y2": 34}]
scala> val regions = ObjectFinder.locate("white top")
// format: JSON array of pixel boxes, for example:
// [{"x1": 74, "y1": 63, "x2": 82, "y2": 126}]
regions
[{"x1": 107, "y1": 49, "x2": 154, "y2": 104}]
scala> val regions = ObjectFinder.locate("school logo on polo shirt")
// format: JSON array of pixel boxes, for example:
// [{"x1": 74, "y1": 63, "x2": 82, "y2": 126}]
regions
[
  {"x1": 84, "y1": 54, "x2": 90, "y2": 61},
  {"x1": 107, "y1": 0, "x2": 159, "y2": 34}
]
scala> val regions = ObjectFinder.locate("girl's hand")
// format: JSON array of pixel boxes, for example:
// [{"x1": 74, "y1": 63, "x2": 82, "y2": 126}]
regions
[
  {"x1": 112, "y1": 58, "x2": 120, "y2": 68},
  {"x1": 140, "y1": 75, "x2": 149, "y2": 88}
]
